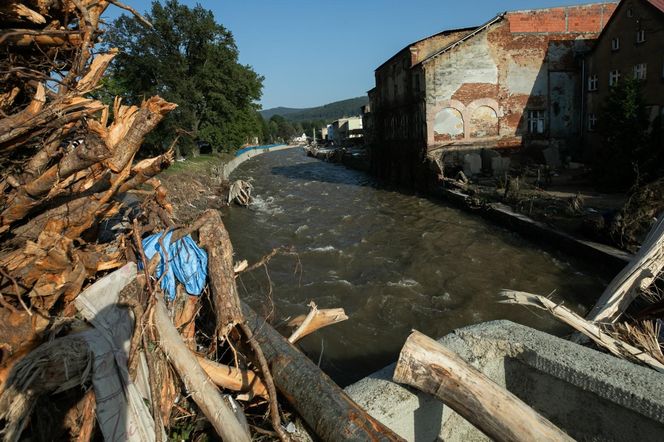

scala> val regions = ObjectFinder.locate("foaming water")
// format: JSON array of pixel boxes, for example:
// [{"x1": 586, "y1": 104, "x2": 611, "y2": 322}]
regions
[{"x1": 225, "y1": 149, "x2": 606, "y2": 386}]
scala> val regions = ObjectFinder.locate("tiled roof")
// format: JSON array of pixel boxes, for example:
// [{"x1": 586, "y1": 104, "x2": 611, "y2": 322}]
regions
[{"x1": 647, "y1": 0, "x2": 664, "y2": 13}]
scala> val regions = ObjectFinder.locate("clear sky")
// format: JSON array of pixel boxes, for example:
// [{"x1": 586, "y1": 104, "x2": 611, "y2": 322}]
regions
[{"x1": 104, "y1": 0, "x2": 605, "y2": 110}]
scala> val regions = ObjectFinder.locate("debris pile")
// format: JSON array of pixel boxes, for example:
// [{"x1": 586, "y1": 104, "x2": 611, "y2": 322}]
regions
[{"x1": 0, "y1": 3, "x2": 406, "y2": 441}]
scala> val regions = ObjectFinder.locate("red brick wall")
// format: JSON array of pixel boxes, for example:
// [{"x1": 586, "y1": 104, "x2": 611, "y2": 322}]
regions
[{"x1": 508, "y1": 3, "x2": 618, "y2": 34}]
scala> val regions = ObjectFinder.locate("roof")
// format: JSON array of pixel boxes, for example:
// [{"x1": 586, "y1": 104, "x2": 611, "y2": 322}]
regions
[
  {"x1": 418, "y1": 13, "x2": 506, "y2": 66},
  {"x1": 647, "y1": 0, "x2": 664, "y2": 13},
  {"x1": 374, "y1": 25, "x2": 477, "y2": 72},
  {"x1": 591, "y1": 0, "x2": 663, "y2": 52}
]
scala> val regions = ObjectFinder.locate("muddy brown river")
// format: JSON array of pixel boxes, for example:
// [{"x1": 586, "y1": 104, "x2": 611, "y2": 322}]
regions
[{"x1": 224, "y1": 148, "x2": 606, "y2": 386}]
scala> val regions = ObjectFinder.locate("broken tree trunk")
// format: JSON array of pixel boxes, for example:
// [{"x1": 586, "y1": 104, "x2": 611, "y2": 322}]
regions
[
  {"x1": 153, "y1": 296, "x2": 251, "y2": 442},
  {"x1": 287, "y1": 302, "x2": 348, "y2": 343},
  {"x1": 198, "y1": 209, "x2": 244, "y2": 338},
  {"x1": 198, "y1": 209, "x2": 287, "y2": 441},
  {"x1": 242, "y1": 302, "x2": 405, "y2": 442},
  {"x1": 393, "y1": 330, "x2": 573, "y2": 442},
  {"x1": 500, "y1": 290, "x2": 664, "y2": 372},
  {"x1": 584, "y1": 214, "x2": 664, "y2": 324}
]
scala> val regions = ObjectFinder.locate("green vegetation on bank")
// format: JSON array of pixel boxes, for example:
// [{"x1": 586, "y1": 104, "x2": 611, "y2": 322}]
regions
[{"x1": 102, "y1": 0, "x2": 264, "y2": 157}]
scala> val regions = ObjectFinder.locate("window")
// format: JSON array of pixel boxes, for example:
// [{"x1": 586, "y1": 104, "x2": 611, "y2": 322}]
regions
[
  {"x1": 588, "y1": 113, "x2": 598, "y2": 132},
  {"x1": 627, "y1": 8, "x2": 634, "y2": 17},
  {"x1": 609, "y1": 70, "x2": 621, "y2": 86},
  {"x1": 636, "y1": 29, "x2": 646, "y2": 43},
  {"x1": 611, "y1": 37, "x2": 620, "y2": 51},
  {"x1": 528, "y1": 110, "x2": 546, "y2": 134},
  {"x1": 634, "y1": 63, "x2": 647, "y2": 80},
  {"x1": 588, "y1": 74, "x2": 598, "y2": 91}
]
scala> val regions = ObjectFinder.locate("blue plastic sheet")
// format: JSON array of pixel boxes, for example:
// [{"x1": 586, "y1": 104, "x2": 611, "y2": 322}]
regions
[{"x1": 141, "y1": 231, "x2": 208, "y2": 301}]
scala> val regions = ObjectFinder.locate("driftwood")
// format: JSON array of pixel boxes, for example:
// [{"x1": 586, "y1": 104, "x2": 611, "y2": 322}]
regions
[
  {"x1": 500, "y1": 290, "x2": 664, "y2": 372},
  {"x1": 242, "y1": 302, "x2": 405, "y2": 442},
  {"x1": 196, "y1": 355, "x2": 269, "y2": 400},
  {"x1": 198, "y1": 209, "x2": 244, "y2": 338},
  {"x1": 287, "y1": 302, "x2": 348, "y2": 343},
  {"x1": 198, "y1": 209, "x2": 287, "y2": 441},
  {"x1": 393, "y1": 330, "x2": 573, "y2": 442},
  {"x1": 585, "y1": 215, "x2": 664, "y2": 324},
  {"x1": 153, "y1": 296, "x2": 251, "y2": 442},
  {"x1": 228, "y1": 179, "x2": 253, "y2": 206}
]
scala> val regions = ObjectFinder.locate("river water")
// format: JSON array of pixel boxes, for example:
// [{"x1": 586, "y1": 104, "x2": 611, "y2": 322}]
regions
[{"x1": 224, "y1": 148, "x2": 606, "y2": 386}]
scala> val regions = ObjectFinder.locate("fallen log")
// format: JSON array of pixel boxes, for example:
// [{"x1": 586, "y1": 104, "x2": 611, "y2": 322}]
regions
[
  {"x1": 584, "y1": 214, "x2": 664, "y2": 324},
  {"x1": 500, "y1": 290, "x2": 664, "y2": 372},
  {"x1": 242, "y1": 302, "x2": 404, "y2": 442},
  {"x1": 393, "y1": 330, "x2": 573, "y2": 442},
  {"x1": 153, "y1": 296, "x2": 251, "y2": 442}
]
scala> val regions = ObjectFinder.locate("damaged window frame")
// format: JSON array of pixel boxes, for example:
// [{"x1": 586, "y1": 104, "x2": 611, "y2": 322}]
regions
[{"x1": 527, "y1": 110, "x2": 546, "y2": 135}]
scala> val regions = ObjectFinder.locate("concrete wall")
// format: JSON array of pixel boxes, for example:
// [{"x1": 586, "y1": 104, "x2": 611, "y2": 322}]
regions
[
  {"x1": 346, "y1": 320, "x2": 664, "y2": 442},
  {"x1": 221, "y1": 144, "x2": 295, "y2": 180}
]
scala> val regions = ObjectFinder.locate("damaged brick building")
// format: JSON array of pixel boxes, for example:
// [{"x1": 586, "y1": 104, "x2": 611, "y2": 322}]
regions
[{"x1": 365, "y1": 2, "x2": 618, "y2": 186}]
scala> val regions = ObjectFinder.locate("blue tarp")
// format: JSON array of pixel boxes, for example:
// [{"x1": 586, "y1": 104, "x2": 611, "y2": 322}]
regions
[
  {"x1": 235, "y1": 143, "x2": 286, "y2": 157},
  {"x1": 141, "y1": 231, "x2": 208, "y2": 301}
]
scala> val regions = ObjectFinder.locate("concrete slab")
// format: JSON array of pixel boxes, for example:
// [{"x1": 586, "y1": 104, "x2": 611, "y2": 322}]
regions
[{"x1": 346, "y1": 321, "x2": 664, "y2": 442}]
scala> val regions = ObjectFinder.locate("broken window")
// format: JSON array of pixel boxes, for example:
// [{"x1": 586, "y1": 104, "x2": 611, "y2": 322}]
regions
[
  {"x1": 588, "y1": 113, "x2": 598, "y2": 132},
  {"x1": 527, "y1": 110, "x2": 546, "y2": 134},
  {"x1": 609, "y1": 70, "x2": 621, "y2": 86},
  {"x1": 611, "y1": 37, "x2": 620, "y2": 51},
  {"x1": 588, "y1": 74, "x2": 598, "y2": 91},
  {"x1": 636, "y1": 29, "x2": 646, "y2": 43},
  {"x1": 634, "y1": 63, "x2": 647, "y2": 80}
]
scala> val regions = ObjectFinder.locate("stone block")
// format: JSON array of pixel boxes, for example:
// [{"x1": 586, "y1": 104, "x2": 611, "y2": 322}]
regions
[
  {"x1": 463, "y1": 153, "x2": 482, "y2": 176},
  {"x1": 491, "y1": 156, "x2": 511, "y2": 177}
]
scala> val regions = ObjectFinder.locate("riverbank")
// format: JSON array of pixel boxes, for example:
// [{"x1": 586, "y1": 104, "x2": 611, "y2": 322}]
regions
[
  {"x1": 160, "y1": 145, "x2": 298, "y2": 223},
  {"x1": 305, "y1": 144, "x2": 632, "y2": 272}
]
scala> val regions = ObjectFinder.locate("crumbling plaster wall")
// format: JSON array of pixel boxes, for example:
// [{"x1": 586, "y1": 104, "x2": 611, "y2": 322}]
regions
[{"x1": 424, "y1": 3, "x2": 617, "y2": 154}]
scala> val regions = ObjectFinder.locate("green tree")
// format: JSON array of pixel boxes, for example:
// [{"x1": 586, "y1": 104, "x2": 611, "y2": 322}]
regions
[
  {"x1": 104, "y1": 0, "x2": 263, "y2": 156},
  {"x1": 595, "y1": 77, "x2": 651, "y2": 191}
]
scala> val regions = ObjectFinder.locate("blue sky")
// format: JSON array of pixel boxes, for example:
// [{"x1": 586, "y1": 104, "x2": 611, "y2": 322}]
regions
[{"x1": 104, "y1": 0, "x2": 603, "y2": 109}]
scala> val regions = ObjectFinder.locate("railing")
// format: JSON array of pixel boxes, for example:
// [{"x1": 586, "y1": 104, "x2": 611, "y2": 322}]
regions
[{"x1": 235, "y1": 143, "x2": 286, "y2": 157}]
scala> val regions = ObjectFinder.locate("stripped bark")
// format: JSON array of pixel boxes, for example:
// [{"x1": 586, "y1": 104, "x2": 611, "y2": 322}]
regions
[
  {"x1": 394, "y1": 330, "x2": 573, "y2": 442},
  {"x1": 196, "y1": 355, "x2": 269, "y2": 400},
  {"x1": 287, "y1": 302, "x2": 348, "y2": 343},
  {"x1": 500, "y1": 290, "x2": 664, "y2": 372},
  {"x1": 153, "y1": 296, "x2": 251, "y2": 442},
  {"x1": 585, "y1": 215, "x2": 664, "y2": 324}
]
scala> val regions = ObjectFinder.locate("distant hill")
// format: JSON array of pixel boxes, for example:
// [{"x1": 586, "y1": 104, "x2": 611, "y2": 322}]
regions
[{"x1": 260, "y1": 96, "x2": 369, "y2": 122}]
